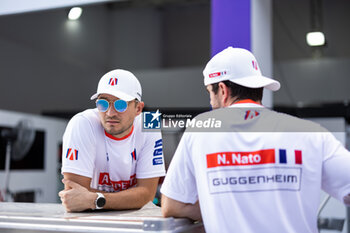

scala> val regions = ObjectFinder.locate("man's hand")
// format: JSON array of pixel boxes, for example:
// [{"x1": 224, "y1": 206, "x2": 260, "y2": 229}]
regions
[
  {"x1": 58, "y1": 179, "x2": 96, "y2": 212},
  {"x1": 344, "y1": 194, "x2": 350, "y2": 205}
]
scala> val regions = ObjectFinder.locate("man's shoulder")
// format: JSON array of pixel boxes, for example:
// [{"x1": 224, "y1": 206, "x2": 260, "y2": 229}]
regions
[
  {"x1": 269, "y1": 110, "x2": 327, "y2": 132},
  {"x1": 192, "y1": 107, "x2": 326, "y2": 133},
  {"x1": 133, "y1": 114, "x2": 162, "y2": 143},
  {"x1": 131, "y1": 115, "x2": 146, "y2": 139},
  {"x1": 69, "y1": 109, "x2": 101, "y2": 129},
  {"x1": 73, "y1": 109, "x2": 99, "y2": 120}
]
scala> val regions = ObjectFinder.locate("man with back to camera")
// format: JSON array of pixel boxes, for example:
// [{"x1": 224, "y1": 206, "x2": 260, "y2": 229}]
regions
[
  {"x1": 59, "y1": 69, "x2": 165, "y2": 212},
  {"x1": 160, "y1": 47, "x2": 350, "y2": 233}
]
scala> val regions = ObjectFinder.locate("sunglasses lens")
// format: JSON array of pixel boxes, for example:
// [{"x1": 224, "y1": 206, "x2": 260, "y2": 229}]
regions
[
  {"x1": 96, "y1": 99, "x2": 109, "y2": 112},
  {"x1": 114, "y1": 99, "x2": 128, "y2": 112}
]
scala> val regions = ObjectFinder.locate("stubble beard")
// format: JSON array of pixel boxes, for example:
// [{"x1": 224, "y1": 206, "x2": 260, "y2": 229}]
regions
[{"x1": 103, "y1": 119, "x2": 133, "y2": 137}]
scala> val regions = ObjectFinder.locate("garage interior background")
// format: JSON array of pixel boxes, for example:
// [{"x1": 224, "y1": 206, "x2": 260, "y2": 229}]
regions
[
  {"x1": 0, "y1": 0, "x2": 350, "y2": 231},
  {"x1": 1, "y1": 0, "x2": 349, "y2": 115}
]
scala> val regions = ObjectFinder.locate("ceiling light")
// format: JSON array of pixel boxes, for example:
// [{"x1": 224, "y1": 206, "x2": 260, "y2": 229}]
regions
[
  {"x1": 306, "y1": 31, "x2": 325, "y2": 46},
  {"x1": 68, "y1": 7, "x2": 82, "y2": 21}
]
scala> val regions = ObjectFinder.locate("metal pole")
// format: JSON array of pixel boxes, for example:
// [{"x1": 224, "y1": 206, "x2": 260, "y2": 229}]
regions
[{"x1": 3, "y1": 141, "x2": 12, "y2": 202}]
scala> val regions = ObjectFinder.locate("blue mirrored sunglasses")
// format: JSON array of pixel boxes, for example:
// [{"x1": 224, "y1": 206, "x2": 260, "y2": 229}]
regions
[{"x1": 96, "y1": 99, "x2": 128, "y2": 113}]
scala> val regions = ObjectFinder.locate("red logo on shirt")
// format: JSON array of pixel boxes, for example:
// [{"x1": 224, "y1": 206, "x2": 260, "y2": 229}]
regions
[
  {"x1": 206, "y1": 149, "x2": 275, "y2": 168},
  {"x1": 66, "y1": 148, "x2": 78, "y2": 160},
  {"x1": 98, "y1": 173, "x2": 137, "y2": 192}
]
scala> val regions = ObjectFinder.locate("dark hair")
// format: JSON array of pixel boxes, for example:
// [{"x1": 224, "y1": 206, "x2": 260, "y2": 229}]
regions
[{"x1": 211, "y1": 81, "x2": 263, "y2": 102}]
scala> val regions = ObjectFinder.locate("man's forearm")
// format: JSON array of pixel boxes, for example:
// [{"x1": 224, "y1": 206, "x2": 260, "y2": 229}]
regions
[
  {"x1": 103, "y1": 186, "x2": 155, "y2": 210},
  {"x1": 60, "y1": 177, "x2": 159, "y2": 212},
  {"x1": 161, "y1": 195, "x2": 202, "y2": 221}
]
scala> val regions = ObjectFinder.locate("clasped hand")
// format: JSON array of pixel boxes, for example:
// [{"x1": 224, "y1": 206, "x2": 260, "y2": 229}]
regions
[{"x1": 58, "y1": 179, "x2": 96, "y2": 212}]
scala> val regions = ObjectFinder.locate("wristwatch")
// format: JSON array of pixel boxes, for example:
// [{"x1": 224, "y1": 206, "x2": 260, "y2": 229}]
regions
[{"x1": 94, "y1": 192, "x2": 106, "y2": 209}]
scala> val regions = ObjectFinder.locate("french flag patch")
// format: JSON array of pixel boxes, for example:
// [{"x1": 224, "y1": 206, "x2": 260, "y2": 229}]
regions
[
  {"x1": 279, "y1": 149, "x2": 302, "y2": 164},
  {"x1": 131, "y1": 149, "x2": 137, "y2": 161}
]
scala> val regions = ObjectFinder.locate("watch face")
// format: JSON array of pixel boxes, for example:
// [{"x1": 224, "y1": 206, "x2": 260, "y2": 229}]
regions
[{"x1": 96, "y1": 196, "x2": 106, "y2": 208}]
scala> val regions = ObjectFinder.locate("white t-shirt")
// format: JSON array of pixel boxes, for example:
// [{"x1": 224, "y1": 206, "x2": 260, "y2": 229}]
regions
[
  {"x1": 62, "y1": 109, "x2": 165, "y2": 192},
  {"x1": 161, "y1": 100, "x2": 350, "y2": 233}
]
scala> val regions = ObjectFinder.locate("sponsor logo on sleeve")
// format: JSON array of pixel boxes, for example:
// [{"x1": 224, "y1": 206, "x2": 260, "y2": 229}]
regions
[
  {"x1": 152, "y1": 138, "x2": 163, "y2": 165},
  {"x1": 155, "y1": 139, "x2": 162, "y2": 148},
  {"x1": 153, "y1": 157, "x2": 163, "y2": 165},
  {"x1": 153, "y1": 148, "x2": 163, "y2": 156},
  {"x1": 66, "y1": 148, "x2": 78, "y2": 160}
]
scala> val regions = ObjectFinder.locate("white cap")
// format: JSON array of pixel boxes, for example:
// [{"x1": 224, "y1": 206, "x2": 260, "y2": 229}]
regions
[
  {"x1": 203, "y1": 47, "x2": 280, "y2": 91},
  {"x1": 90, "y1": 69, "x2": 142, "y2": 101}
]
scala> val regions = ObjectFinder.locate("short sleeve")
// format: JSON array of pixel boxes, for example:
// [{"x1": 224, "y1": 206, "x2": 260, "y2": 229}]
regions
[
  {"x1": 160, "y1": 133, "x2": 198, "y2": 204},
  {"x1": 61, "y1": 114, "x2": 97, "y2": 178},
  {"x1": 321, "y1": 132, "x2": 350, "y2": 202},
  {"x1": 135, "y1": 131, "x2": 166, "y2": 179}
]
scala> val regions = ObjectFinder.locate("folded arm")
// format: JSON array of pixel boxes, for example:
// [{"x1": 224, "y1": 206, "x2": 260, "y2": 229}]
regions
[
  {"x1": 59, "y1": 172, "x2": 159, "y2": 212},
  {"x1": 161, "y1": 194, "x2": 201, "y2": 221},
  {"x1": 344, "y1": 194, "x2": 350, "y2": 205}
]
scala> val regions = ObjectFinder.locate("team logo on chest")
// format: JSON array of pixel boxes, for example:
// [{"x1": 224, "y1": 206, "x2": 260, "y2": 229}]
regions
[{"x1": 98, "y1": 173, "x2": 137, "y2": 192}]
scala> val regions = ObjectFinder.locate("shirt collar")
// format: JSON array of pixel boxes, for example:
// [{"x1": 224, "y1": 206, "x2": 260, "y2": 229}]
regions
[
  {"x1": 229, "y1": 99, "x2": 263, "y2": 108},
  {"x1": 104, "y1": 125, "x2": 134, "y2": 141}
]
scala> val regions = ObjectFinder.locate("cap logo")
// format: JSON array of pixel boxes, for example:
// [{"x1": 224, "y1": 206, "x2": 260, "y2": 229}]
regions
[
  {"x1": 209, "y1": 71, "x2": 227, "y2": 78},
  {"x1": 252, "y1": 60, "x2": 258, "y2": 70},
  {"x1": 108, "y1": 77, "x2": 118, "y2": 86}
]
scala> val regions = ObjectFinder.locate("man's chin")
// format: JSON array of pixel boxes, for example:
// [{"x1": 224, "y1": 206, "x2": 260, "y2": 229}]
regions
[
  {"x1": 104, "y1": 126, "x2": 123, "y2": 136},
  {"x1": 106, "y1": 130, "x2": 122, "y2": 136}
]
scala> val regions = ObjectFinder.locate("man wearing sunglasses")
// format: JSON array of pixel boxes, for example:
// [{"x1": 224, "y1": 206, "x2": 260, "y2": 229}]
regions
[{"x1": 59, "y1": 69, "x2": 165, "y2": 212}]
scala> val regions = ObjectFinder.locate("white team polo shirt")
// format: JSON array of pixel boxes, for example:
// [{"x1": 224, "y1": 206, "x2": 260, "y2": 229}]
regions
[
  {"x1": 161, "y1": 100, "x2": 350, "y2": 233},
  {"x1": 62, "y1": 109, "x2": 165, "y2": 192}
]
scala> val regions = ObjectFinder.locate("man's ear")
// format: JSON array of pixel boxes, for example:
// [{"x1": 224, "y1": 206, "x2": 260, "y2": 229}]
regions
[
  {"x1": 135, "y1": 101, "x2": 144, "y2": 116},
  {"x1": 218, "y1": 82, "x2": 231, "y2": 106}
]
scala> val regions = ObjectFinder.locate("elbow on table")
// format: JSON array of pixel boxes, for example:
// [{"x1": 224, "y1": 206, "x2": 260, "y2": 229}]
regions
[
  {"x1": 161, "y1": 204, "x2": 174, "y2": 218},
  {"x1": 160, "y1": 195, "x2": 179, "y2": 218}
]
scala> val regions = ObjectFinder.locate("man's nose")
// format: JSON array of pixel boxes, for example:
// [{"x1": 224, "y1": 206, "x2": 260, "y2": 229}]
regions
[{"x1": 106, "y1": 104, "x2": 118, "y2": 116}]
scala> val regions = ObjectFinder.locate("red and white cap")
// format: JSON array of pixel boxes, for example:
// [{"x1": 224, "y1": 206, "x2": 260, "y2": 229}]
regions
[
  {"x1": 203, "y1": 47, "x2": 280, "y2": 91},
  {"x1": 90, "y1": 69, "x2": 142, "y2": 101}
]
